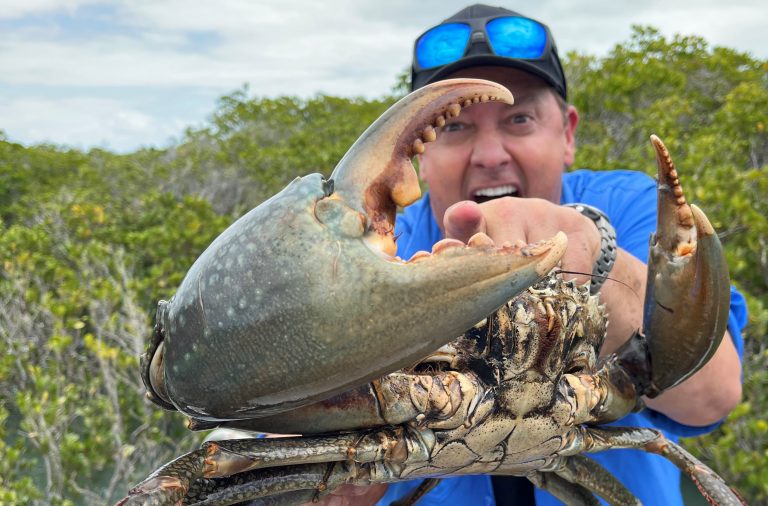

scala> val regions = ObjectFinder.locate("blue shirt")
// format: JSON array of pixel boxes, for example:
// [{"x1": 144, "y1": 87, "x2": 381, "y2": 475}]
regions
[{"x1": 377, "y1": 169, "x2": 747, "y2": 506}]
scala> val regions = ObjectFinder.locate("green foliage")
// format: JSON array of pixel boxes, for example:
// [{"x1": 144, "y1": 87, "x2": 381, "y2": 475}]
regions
[
  {"x1": 155, "y1": 88, "x2": 395, "y2": 216},
  {"x1": 0, "y1": 26, "x2": 765, "y2": 504},
  {"x1": 0, "y1": 150, "x2": 223, "y2": 502}
]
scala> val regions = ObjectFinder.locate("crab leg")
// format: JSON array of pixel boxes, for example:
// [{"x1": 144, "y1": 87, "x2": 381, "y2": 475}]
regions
[
  {"x1": 550, "y1": 455, "x2": 639, "y2": 505},
  {"x1": 123, "y1": 462, "x2": 347, "y2": 505},
  {"x1": 182, "y1": 463, "x2": 348, "y2": 505},
  {"x1": 528, "y1": 472, "x2": 600, "y2": 506},
  {"x1": 116, "y1": 426, "x2": 436, "y2": 505},
  {"x1": 582, "y1": 426, "x2": 746, "y2": 505},
  {"x1": 116, "y1": 448, "x2": 207, "y2": 506},
  {"x1": 216, "y1": 368, "x2": 485, "y2": 436}
]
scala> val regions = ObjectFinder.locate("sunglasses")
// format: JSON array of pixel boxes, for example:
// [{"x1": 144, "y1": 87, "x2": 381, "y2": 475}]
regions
[{"x1": 414, "y1": 16, "x2": 551, "y2": 71}]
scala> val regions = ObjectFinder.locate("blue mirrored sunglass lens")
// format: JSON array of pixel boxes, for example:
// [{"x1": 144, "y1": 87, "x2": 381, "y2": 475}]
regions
[
  {"x1": 486, "y1": 17, "x2": 547, "y2": 59},
  {"x1": 416, "y1": 23, "x2": 472, "y2": 69}
]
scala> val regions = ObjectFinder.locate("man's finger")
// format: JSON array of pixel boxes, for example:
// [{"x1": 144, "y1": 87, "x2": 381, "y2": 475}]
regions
[{"x1": 443, "y1": 200, "x2": 487, "y2": 242}]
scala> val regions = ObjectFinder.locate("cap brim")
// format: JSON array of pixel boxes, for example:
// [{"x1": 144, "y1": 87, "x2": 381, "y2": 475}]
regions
[{"x1": 412, "y1": 54, "x2": 566, "y2": 98}]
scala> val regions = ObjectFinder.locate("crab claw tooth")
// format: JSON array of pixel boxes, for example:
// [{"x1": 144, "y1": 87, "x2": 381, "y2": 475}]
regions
[
  {"x1": 468, "y1": 232, "x2": 495, "y2": 248},
  {"x1": 642, "y1": 135, "x2": 730, "y2": 396},
  {"x1": 650, "y1": 134, "x2": 696, "y2": 249},
  {"x1": 422, "y1": 125, "x2": 437, "y2": 142},
  {"x1": 407, "y1": 250, "x2": 432, "y2": 262},
  {"x1": 432, "y1": 238, "x2": 466, "y2": 254}
]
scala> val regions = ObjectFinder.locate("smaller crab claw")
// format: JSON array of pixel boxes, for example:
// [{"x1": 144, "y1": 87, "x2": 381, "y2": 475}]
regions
[{"x1": 617, "y1": 135, "x2": 730, "y2": 399}]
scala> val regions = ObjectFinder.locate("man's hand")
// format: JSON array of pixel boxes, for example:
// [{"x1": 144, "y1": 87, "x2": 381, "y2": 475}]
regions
[
  {"x1": 444, "y1": 198, "x2": 601, "y2": 287},
  {"x1": 302, "y1": 484, "x2": 387, "y2": 506},
  {"x1": 442, "y1": 197, "x2": 644, "y2": 352}
]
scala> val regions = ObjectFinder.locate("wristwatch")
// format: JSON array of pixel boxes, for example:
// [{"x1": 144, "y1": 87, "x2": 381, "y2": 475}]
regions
[{"x1": 563, "y1": 203, "x2": 617, "y2": 294}]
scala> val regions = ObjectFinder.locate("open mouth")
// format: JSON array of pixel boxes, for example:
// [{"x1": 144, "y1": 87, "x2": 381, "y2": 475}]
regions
[{"x1": 472, "y1": 184, "x2": 519, "y2": 204}]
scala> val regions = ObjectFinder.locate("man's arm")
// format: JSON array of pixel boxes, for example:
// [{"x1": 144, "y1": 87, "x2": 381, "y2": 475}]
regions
[{"x1": 602, "y1": 248, "x2": 742, "y2": 426}]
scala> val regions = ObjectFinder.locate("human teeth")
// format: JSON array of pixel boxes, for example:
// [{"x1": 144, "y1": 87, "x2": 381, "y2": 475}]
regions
[{"x1": 473, "y1": 185, "x2": 518, "y2": 198}]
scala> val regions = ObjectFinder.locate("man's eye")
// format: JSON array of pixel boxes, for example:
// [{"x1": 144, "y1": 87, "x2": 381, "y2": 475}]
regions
[
  {"x1": 442, "y1": 122, "x2": 466, "y2": 132},
  {"x1": 510, "y1": 114, "x2": 531, "y2": 124}
]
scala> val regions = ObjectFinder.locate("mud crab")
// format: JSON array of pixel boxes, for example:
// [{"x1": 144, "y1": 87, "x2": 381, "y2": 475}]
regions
[{"x1": 118, "y1": 79, "x2": 744, "y2": 505}]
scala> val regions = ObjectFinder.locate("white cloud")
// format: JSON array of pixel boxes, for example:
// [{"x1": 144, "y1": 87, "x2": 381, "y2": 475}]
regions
[
  {"x1": 0, "y1": 0, "x2": 413, "y2": 95},
  {"x1": 120, "y1": 0, "x2": 291, "y2": 32},
  {"x1": 0, "y1": 0, "x2": 107, "y2": 19},
  {"x1": 544, "y1": 0, "x2": 768, "y2": 58},
  {"x1": 0, "y1": 0, "x2": 765, "y2": 152},
  {"x1": 0, "y1": 95, "x2": 182, "y2": 151}
]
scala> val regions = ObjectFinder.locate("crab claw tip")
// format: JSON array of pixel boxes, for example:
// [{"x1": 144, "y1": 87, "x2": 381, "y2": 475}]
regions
[{"x1": 534, "y1": 231, "x2": 568, "y2": 276}]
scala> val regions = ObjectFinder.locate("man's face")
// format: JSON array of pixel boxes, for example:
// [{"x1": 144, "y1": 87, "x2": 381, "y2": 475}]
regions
[{"x1": 418, "y1": 66, "x2": 579, "y2": 233}]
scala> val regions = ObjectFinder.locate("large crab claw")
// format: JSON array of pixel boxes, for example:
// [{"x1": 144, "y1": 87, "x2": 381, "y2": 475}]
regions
[{"x1": 144, "y1": 79, "x2": 567, "y2": 421}]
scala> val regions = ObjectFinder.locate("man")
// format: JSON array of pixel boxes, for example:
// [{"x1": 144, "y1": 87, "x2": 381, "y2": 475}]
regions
[{"x1": 319, "y1": 4, "x2": 746, "y2": 505}]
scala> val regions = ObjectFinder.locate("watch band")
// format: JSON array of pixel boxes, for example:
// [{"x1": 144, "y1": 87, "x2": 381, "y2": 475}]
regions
[{"x1": 563, "y1": 203, "x2": 617, "y2": 294}]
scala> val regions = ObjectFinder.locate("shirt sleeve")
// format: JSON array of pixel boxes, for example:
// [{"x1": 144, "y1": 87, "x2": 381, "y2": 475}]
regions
[{"x1": 394, "y1": 192, "x2": 444, "y2": 259}]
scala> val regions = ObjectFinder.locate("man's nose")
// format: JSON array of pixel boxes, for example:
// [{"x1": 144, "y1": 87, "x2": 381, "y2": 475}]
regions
[{"x1": 469, "y1": 129, "x2": 511, "y2": 169}]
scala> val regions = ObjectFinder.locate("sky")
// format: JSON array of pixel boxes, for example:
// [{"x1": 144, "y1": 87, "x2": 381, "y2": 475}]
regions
[{"x1": 1, "y1": 0, "x2": 766, "y2": 153}]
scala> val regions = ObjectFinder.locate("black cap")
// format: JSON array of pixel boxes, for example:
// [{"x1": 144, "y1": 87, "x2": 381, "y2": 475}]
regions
[{"x1": 411, "y1": 4, "x2": 567, "y2": 99}]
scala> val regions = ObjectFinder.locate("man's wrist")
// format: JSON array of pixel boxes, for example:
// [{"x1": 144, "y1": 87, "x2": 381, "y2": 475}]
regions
[{"x1": 563, "y1": 203, "x2": 617, "y2": 294}]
